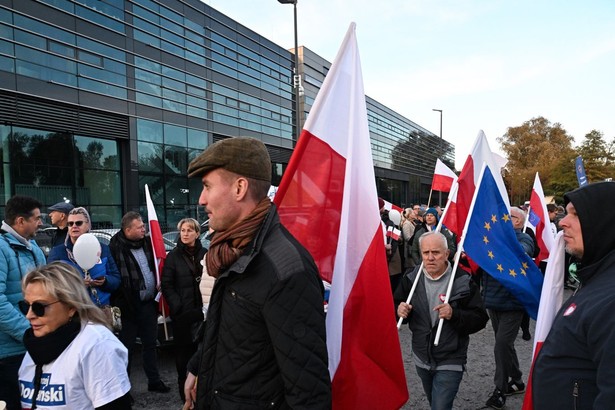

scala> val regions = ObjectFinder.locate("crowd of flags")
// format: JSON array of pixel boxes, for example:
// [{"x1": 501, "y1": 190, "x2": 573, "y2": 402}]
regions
[{"x1": 142, "y1": 23, "x2": 564, "y2": 409}]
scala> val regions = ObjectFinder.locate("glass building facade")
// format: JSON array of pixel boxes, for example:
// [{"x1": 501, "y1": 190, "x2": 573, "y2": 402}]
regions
[{"x1": 0, "y1": 0, "x2": 454, "y2": 230}]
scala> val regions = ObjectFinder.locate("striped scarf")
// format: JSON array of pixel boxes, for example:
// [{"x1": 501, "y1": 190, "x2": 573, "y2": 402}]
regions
[{"x1": 206, "y1": 198, "x2": 271, "y2": 278}]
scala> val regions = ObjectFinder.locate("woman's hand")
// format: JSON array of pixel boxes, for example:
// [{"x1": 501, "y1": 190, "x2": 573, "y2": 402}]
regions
[{"x1": 88, "y1": 277, "x2": 106, "y2": 287}]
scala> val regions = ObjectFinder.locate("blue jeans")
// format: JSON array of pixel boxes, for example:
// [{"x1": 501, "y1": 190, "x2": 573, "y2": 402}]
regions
[
  {"x1": 0, "y1": 353, "x2": 25, "y2": 410},
  {"x1": 415, "y1": 366, "x2": 463, "y2": 410},
  {"x1": 118, "y1": 300, "x2": 162, "y2": 385}
]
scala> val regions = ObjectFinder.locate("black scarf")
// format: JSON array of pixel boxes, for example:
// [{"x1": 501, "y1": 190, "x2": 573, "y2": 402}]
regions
[
  {"x1": 23, "y1": 320, "x2": 81, "y2": 409},
  {"x1": 111, "y1": 230, "x2": 156, "y2": 293}
]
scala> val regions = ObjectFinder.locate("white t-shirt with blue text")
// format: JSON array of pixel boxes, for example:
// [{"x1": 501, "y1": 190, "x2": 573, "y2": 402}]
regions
[{"x1": 19, "y1": 322, "x2": 130, "y2": 409}]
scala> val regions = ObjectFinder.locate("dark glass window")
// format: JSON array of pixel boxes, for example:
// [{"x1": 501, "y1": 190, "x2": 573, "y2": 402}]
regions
[
  {"x1": 164, "y1": 124, "x2": 187, "y2": 147},
  {"x1": 74, "y1": 136, "x2": 120, "y2": 170},
  {"x1": 137, "y1": 119, "x2": 163, "y2": 144},
  {"x1": 138, "y1": 141, "x2": 164, "y2": 172}
]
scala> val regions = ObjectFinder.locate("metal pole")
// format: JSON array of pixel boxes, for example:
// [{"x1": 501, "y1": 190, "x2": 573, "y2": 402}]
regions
[
  {"x1": 433, "y1": 109, "x2": 443, "y2": 206},
  {"x1": 293, "y1": 1, "x2": 301, "y2": 140}
]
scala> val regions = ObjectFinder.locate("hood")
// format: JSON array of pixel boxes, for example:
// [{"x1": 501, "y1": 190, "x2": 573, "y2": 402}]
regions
[{"x1": 564, "y1": 181, "x2": 615, "y2": 266}]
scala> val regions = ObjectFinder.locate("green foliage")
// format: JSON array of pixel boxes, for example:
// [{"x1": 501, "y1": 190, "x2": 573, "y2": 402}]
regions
[
  {"x1": 498, "y1": 117, "x2": 576, "y2": 204},
  {"x1": 577, "y1": 130, "x2": 614, "y2": 182},
  {"x1": 498, "y1": 118, "x2": 614, "y2": 204}
]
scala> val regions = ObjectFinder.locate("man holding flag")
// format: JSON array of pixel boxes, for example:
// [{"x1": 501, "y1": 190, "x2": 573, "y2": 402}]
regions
[
  {"x1": 109, "y1": 211, "x2": 171, "y2": 394},
  {"x1": 183, "y1": 137, "x2": 330, "y2": 409},
  {"x1": 395, "y1": 231, "x2": 488, "y2": 410},
  {"x1": 531, "y1": 182, "x2": 615, "y2": 409}
]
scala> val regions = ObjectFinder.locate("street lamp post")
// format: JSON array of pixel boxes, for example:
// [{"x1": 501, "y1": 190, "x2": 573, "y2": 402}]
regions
[
  {"x1": 278, "y1": 0, "x2": 302, "y2": 142},
  {"x1": 432, "y1": 109, "x2": 443, "y2": 140},
  {"x1": 432, "y1": 109, "x2": 443, "y2": 206}
]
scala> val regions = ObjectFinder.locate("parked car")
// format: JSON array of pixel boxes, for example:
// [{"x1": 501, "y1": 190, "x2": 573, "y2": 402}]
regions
[
  {"x1": 34, "y1": 226, "x2": 57, "y2": 257},
  {"x1": 90, "y1": 229, "x2": 176, "y2": 252}
]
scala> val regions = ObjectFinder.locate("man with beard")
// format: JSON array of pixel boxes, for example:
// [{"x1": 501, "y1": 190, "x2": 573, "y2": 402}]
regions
[
  {"x1": 182, "y1": 137, "x2": 330, "y2": 410},
  {"x1": 0, "y1": 195, "x2": 46, "y2": 410},
  {"x1": 532, "y1": 182, "x2": 615, "y2": 409}
]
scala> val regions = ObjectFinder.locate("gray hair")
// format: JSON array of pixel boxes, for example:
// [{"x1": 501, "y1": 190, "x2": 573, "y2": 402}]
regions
[
  {"x1": 418, "y1": 231, "x2": 448, "y2": 251},
  {"x1": 22, "y1": 262, "x2": 109, "y2": 328},
  {"x1": 68, "y1": 207, "x2": 91, "y2": 231},
  {"x1": 510, "y1": 206, "x2": 526, "y2": 219}
]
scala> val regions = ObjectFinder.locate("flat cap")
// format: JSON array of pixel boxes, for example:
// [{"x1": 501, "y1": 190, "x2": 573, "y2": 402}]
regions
[
  {"x1": 188, "y1": 137, "x2": 272, "y2": 183},
  {"x1": 48, "y1": 202, "x2": 74, "y2": 214}
]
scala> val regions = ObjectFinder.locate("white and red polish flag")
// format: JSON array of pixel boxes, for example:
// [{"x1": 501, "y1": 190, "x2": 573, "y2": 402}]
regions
[
  {"x1": 432, "y1": 158, "x2": 458, "y2": 193},
  {"x1": 526, "y1": 172, "x2": 555, "y2": 265},
  {"x1": 382, "y1": 199, "x2": 403, "y2": 213},
  {"x1": 274, "y1": 23, "x2": 408, "y2": 409},
  {"x1": 522, "y1": 231, "x2": 565, "y2": 410},
  {"x1": 443, "y1": 130, "x2": 509, "y2": 238},
  {"x1": 145, "y1": 185, "x2": 167, "y2": 311}
]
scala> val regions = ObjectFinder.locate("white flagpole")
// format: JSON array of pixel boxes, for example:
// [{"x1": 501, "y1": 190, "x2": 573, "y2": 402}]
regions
[
  {"x1": 433, "y1": 162, "x2": 488, "y2": 345},
  {"x1": 397, "y1": 182, "x2": 459, "y2": 329},
  {"x1": 145, "y1": 184, "x2": 169, "y2": 341}
]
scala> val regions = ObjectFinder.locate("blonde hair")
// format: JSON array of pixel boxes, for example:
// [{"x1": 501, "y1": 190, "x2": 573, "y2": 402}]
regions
[
  {"x1": 177, "y1": 218, "x2": 201, "y2": 233},
  {"x1": 22, "y1": 262, "x2": 110, "y2": 328}
]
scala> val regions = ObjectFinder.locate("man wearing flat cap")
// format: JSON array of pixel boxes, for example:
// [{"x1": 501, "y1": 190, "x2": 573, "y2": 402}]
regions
[
  {"x1": 48, "y1": 201, "x2": 74, "y2": 248},
  {"x1": 183, "y1": 137, "x2": 331, "y2": 410}
]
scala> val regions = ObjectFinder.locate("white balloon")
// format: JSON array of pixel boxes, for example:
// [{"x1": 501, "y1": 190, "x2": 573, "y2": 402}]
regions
[
  {"x1": 73, "y1": 233, "x2": 101, "y2": 271},
  {"x1": 389, "y1": 209, "x2": 401, "y2": 226}
]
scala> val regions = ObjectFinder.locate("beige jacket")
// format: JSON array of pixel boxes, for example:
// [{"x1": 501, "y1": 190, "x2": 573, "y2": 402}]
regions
[{"x1": 199, "y1": 254, "x2": 216, "y2": 315}]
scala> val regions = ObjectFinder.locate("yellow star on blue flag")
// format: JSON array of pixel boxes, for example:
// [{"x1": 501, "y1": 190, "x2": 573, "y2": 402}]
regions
[{"x1": 463, "y1": 167, "x2": 543, "y2": 319}]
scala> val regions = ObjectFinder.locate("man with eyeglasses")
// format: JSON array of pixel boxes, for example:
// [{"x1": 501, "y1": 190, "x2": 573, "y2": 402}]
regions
[{"x1": 0, "y1": 195, "x2": 47, "y2": 410}]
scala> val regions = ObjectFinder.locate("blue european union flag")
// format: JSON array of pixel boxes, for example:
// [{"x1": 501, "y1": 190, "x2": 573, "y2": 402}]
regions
[
  {"x1": 464, "y1": 167, "x2": 543, "y2": 319},
  {"x1": 527, "y1": 209, "x2": 540, "y2": 227}
]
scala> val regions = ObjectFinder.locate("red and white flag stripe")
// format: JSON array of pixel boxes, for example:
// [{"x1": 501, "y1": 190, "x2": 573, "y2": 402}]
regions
[
  {"x1": 274, "y1": 23, "x2": 408, "y2": 409},
  {"x1": 432, "y1": 158, "x2": 457, "y2": 193},
  {"x1": 522, "y1": 231, "x2": 565, "y2": 409},
  {"x1": 145, "y1": 184, "x2": 166, "y2": 286},
  {"x1": 527, "y1": 172, "x2": 555, "y2": 264},
  {"x1": 382, "y1": 199, "x2": 403, "y2": 213},
  {"x1": 443, "y1": 131, "x2": 509, "y2": 238}
]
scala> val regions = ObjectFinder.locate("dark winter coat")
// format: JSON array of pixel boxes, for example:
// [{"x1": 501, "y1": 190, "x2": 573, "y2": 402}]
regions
[
  {"x1": 394, "y1": 265, "x2": 488, "y2": 368},
  {"x1": 161, "y1": 240, "x2": 206, "y2": 345},
  {"x1": 533, "y1": 182, "x2": 615, "y2": 409},
  {"x1": 48, "y1": 239, "x2": 121, "y2": 306},
  {"x1": 195, "y1": 204, "x2": 331, "y2": 409}
]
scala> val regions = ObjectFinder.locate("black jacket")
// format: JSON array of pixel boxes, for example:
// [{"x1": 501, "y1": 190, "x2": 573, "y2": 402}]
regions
[
  {"x1": 161, "y1": 240, "x2": 206, "y2": 345},
  {"x1": 195, "y1": 204, "x2": 331, "y2": 409},
  {"x1": 532, "y1": 182, "x2": 615, "y2": 409},
  {"x1": 394, "y1": 265, "x2": 488, "y2": 368}
]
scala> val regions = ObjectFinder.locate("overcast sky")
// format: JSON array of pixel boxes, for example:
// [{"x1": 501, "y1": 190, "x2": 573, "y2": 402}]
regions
[{"x1": 204, "y1": 0, "x2": 615, "y2": 170}]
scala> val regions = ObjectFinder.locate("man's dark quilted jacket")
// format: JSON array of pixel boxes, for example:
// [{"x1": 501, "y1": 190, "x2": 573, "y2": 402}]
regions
[{"x1": 195, "y1": 204, "x2": 331, "y2": 409}]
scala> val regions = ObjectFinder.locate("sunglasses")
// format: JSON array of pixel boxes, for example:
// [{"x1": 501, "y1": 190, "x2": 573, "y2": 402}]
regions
[
  {"x1": 67, "y1": 220, "x2": 86, "y2": 227},
  {"x1": 18, "y1": 300, "x2": 61, "y2": 317}
]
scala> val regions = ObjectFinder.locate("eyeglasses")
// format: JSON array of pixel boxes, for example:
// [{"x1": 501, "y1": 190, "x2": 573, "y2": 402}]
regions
[
  {"x1": 18, "y1": 300, "x2": 61, "y2": 317},
  {"x1": 67, "y1": 220, "x2": 86, "y2": 227}
]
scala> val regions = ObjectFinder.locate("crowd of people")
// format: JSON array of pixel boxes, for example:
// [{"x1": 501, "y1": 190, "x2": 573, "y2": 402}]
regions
[
  {"x1": 381, "y1": 182, "x2": 615, "y2": 410},
  {"x1": 1, "y1": 136, "x2": 614, "y2": 410}
]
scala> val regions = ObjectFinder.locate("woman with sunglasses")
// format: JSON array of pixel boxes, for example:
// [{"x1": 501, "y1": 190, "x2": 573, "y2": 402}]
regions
[
  {"x1": 160, "y1": 218, "x2": 206, "y2": 402},
  {"x1": 18, "y1": 262, "x2": 131, "y2": 409},
  {"x1": 48, "y1": 207, "x2": 120, "y2": 308}
]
